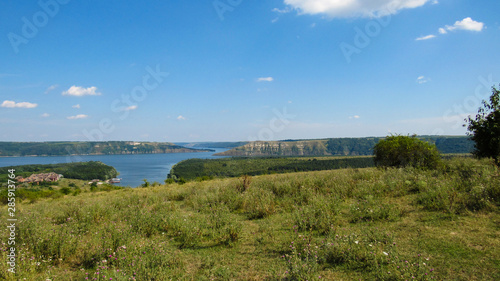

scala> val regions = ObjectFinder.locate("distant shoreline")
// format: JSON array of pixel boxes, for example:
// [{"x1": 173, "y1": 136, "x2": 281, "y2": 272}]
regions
[{"x1": 0, "y1": 150, "x2": 215, "y2": 158}]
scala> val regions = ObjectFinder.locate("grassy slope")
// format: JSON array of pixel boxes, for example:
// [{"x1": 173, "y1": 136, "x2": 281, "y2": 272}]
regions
[{"x1": 0, "y1": 158, "x2": 498, "y2": 280}]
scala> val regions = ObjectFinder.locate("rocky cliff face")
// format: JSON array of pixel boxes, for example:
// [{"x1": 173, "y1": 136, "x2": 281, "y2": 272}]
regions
[{"x1": 214, "y1": 140, "x2": 329, "y2": 157}]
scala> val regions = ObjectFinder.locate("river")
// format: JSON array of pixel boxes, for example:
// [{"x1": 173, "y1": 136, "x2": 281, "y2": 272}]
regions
[{"x1": 0, "y1": 148, "x2": 229, "y2": 187}]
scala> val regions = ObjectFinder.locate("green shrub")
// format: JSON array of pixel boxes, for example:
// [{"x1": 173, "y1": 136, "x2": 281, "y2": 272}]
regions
[
  {"x1": 60, "y1": 187, "x2": 71, "y2": 195},
  {"x1": 178, "y1": 177, "x2": 187, "y2": 185},
  {"x1": 165, "y1": 178, "x2": 176, "y2": 184},
  {"x1": 374, "y1": 135, "x2": 441, "y2": 169}
]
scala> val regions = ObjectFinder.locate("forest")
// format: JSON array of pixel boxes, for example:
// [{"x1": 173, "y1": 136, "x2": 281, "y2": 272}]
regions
[
  {"x1": 0, "y1": 161, "x2": 118, "y2": 182},
  {"x1": 168, "y1": 156, "x2": 376, "y2": 181}
]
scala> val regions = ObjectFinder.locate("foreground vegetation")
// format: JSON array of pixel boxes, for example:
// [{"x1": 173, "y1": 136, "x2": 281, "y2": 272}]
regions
[{"x1": 1, "y1": 157, "x2": 498, "y2": 280}]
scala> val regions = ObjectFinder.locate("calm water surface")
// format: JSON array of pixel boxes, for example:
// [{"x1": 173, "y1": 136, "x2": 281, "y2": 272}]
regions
[{"x1": 0, "y1": 148, "x2": 229, "y2": 187}]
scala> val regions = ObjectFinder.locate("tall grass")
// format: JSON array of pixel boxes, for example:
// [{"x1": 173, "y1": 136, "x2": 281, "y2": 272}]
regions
[{"x1": 0, "y1": 157, "x2": 498, "y2": 280}]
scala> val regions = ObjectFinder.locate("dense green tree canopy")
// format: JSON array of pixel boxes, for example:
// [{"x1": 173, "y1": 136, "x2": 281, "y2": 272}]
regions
[
  {"x1": 373, "y1": 135, "x2": 441, "y2": 169},
  {"x1": 465, "y1": 85, "x2": 500, "y2": 165}
]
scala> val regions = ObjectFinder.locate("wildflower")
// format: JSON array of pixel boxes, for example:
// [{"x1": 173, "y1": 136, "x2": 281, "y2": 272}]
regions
[
  {"x1": 355, "y1": 241, "x2": 359, "y2": 244},
  {"x1": 383, "y1": 252, "x2": 388, "y2": 256}
]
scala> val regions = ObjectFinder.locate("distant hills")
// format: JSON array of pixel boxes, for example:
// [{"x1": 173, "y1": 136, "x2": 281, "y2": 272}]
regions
[
  {"x1": 175, "y1": 142, "x2": 249, "y2": 149},
  {"x1": 215, "y1": 136, "x2": 474, "y2": 157},
  {"x1": 0, "y1": 136, "x2": 473, "y2": 158},
  {"x1": 0, "y1": 141, "x2": 212, "y2": 157}
]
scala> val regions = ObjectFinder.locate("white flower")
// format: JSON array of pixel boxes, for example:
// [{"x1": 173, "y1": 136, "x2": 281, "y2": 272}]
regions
[
  {"x1": 383, "y1": 252, "x2": 389, "y2": 256},
  {"x1": 354, "y1": 241, "x2": 359, "y2": 244}
]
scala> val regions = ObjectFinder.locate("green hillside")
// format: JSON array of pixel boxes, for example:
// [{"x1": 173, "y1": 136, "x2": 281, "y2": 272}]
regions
[
  {"x1": 0, "y1": 141, "x2": 212, "y2": 157},
  {"x1": 216, "y1": 136, "x2": 473, "y2": 157}
]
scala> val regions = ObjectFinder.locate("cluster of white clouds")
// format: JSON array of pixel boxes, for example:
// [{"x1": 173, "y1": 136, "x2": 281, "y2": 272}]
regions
[
  {"x1": 2, "y1": 85, "x2": 105, "y2": 122},
  {"x1": 1, "y1": 100, "x2": 38, "y2": 109},
  {"x1": 62, "y1": 86, "x2": 101, "y2": 96},
  {"x1": 282, "y1": 0, "x2": 434, "y2": 18},
  {"x1": 277, "y1": 1, "x2": 484, "y2": 43},
  {"x1": 416, "y1": 17, "x2": 485, "y2": 41},
  {"x1": 60, "y1": 86, "x2": 101, "y2": 119}
]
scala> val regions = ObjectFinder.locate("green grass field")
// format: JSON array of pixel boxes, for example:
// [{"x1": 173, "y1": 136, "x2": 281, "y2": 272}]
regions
[{"x1": 1, "y1": 157, "x2": 498, "y2": 280}]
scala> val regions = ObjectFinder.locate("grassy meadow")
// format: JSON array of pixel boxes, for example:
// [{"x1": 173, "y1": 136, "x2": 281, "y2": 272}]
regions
[{"x1": 1, "y1": 157, "x2": 499, "y2": 280}]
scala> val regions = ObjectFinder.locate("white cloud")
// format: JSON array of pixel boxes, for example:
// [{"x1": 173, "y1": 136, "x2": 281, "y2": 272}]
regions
[
  {"x1": 1, "y1": 100, "x2": 38, "y2": 109},
  {"x1": 72, "y1": 104, "x2": 81, "y2": 109},
  {"x1": 417, "y1": 76, "x2": 430, "y2": 84},
  {"x1": 440, "y1": 17, "x2": 484, "y2": 34},
  {"x1": 177, "y1": 115, "x2": 186, "y2": 120},
  {"x1": 45, "y1": 84, "x2": 58, "y2": 94},
  {"x1": 41, "y1": 113, "x2": 50, "y2": 118},
  {"x1": 418, "y1": 18, "x2": 483, "y2": 41},
  {"x1": 283, "y1": 0, "x2": 432, "y2": 18},
  {"x1": 67, "y1": 114, "x2": 88, "y2": 120},
  {"x1": 123, "y1": 105, "x2": 138, "y2": 111},
  {"x1": 272, "y1": 7, "x2": 293, "y2": 14},
  {"x1": 271, "y1": 17, "x2": 279, "y2": 23},
  {"x1": 349, "y1": 115, "x2": 361, "y2": 119},
  {"x1": 257, "y1": 77, "x2": 274, "y2": 82},
  {"x1": 62, "y1": 86, "x2": 101, "y2": 97},
  {"x1": 416, "y1": 34, "x2": 436, "y2": 41}
]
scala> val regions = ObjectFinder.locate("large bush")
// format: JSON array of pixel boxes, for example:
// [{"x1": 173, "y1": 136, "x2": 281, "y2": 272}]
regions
[{"x1": 373, "y1": 135, "x2": 441, "y2": 169}]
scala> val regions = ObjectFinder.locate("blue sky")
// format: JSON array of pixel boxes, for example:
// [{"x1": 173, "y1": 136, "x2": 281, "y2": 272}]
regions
[{"x1": 1, "y1": 0, "x2": 499, "y2": 142}]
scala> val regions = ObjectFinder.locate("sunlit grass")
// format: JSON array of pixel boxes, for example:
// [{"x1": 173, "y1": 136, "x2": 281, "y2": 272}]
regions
[{"x1": 0, "y1": 157, "x2": 498, "y2": 280}]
